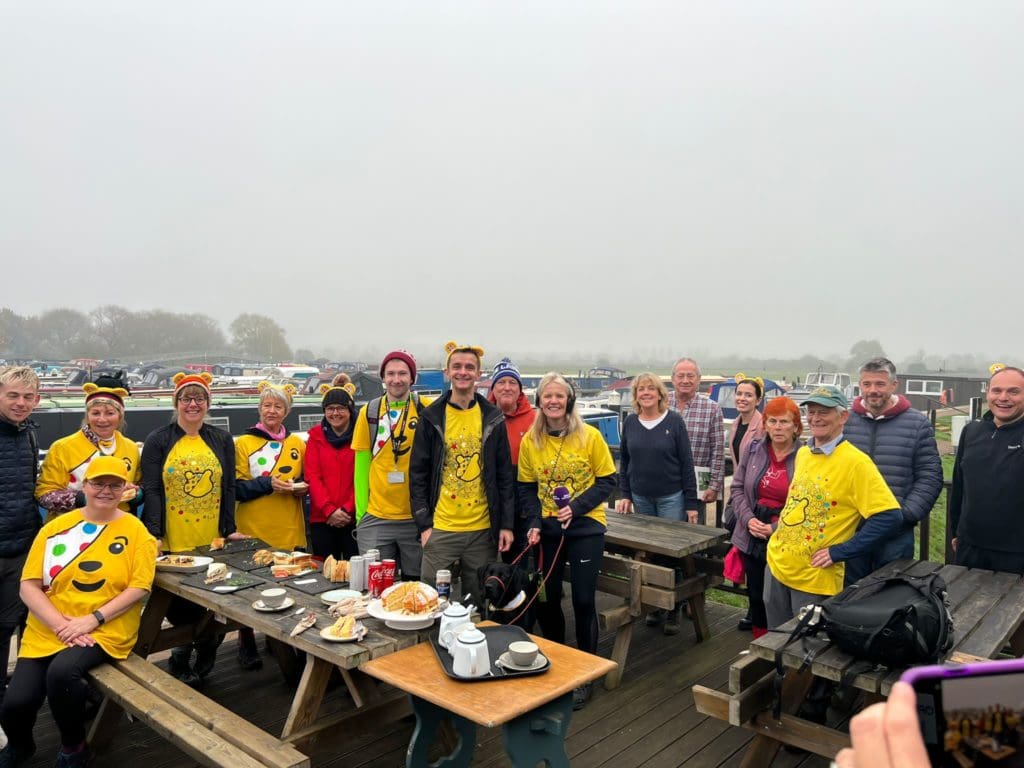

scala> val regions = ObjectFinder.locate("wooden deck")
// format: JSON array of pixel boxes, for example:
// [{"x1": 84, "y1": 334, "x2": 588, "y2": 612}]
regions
[{"x1": 19, "y1": 598, "x2": 832, "y2": 767}]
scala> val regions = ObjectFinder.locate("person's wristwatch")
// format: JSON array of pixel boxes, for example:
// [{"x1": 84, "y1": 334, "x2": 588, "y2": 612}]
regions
[{"x1": 92, "y1": 610, "x2": 106, "y2": 626}]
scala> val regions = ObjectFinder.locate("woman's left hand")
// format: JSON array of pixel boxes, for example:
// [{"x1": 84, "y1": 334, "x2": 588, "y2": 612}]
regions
[
  {"x1": 556, "y1": 505, "x2": 573, "y2": 525},
  {"x1": 57, "y1": 614, "x2": 101, "y2": 645},
  {"x1": 527, "y1": 527, "x2": 541, "y2": 546}
]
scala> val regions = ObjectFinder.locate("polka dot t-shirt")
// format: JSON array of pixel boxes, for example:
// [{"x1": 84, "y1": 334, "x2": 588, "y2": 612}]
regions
[
  {"x1": 162, "y1": 435, "x2": 223, "y2": 553},
  {"x1": 21, "y1": 510, "x2": 156, "y2": 659}
]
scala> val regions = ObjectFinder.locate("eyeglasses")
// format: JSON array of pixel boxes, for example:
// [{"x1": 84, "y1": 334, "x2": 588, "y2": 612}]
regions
[
  {"x1": 179, "y1": 396, "x2": 208, "y2": 405},
  {"x1": 324, "y1": 406, "x2": 348, "y2": 414},
  {"x1": 87, "y1": 480, "x2": 126, "y2": 491}
]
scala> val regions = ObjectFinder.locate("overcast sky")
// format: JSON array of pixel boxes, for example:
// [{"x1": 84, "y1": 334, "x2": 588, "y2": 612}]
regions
[{"x1": 2, "y1": 1, "x2": 1021, "y2": 364}]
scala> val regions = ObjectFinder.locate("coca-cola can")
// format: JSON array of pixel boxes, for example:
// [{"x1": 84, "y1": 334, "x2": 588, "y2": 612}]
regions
[
  {"x1": 368, "y1": 561, "x2": 385, "y2": 598},
  {"x1": 381, "y1": 559, "x2": 396, "y2": 591}
]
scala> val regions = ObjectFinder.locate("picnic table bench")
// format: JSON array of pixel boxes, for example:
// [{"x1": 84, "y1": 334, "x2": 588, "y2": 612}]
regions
[
  {"x1": 88, "y1": 653, "x2": 309, "y2": 768},
  {"x1": 86, "y1": 555, "x2": 441, "y2": 763},
  {"x1": 692, "y1": 559, "x2": 1024, "y2": 766},
  {"x1": 598, "y1": 512, "x2": 728, "y2": 689}
]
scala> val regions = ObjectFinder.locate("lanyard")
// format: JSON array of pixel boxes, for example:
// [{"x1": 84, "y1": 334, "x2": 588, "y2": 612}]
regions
[{"x1": 383, "y1": 398, "x2": 412, "y2": 464}]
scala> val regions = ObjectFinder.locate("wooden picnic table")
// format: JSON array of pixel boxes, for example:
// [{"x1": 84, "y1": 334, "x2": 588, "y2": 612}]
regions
[
  {"x1": 129, "y1": 566, "x2": 437, "y2": 748},
  {"x1": 693, "y1": 559, "x2": 1024, "y2": 766},
  {"x1": 597, "y1": 512, "x2": 728, "y2": 688},
  {"x1": 360, "y1": 622, "x2": 616, "y2": 767}
]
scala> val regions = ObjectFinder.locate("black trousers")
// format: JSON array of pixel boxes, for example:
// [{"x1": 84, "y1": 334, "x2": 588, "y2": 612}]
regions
[
  {"x1": 956, "y1": 543, "x2": 1024, "y2": 575},
  {"x1": 1, "y1": 644, "x2": 111, "y2": 749},
  {"x1": 738, "y1": 549, "x2": 768, "y2": 629},
  {"x1": 308, "y1": 522, "x2": 358, "y2": 561},
  {"x1": 534, "y1": 529, "x2": 604, "y2": 656}
]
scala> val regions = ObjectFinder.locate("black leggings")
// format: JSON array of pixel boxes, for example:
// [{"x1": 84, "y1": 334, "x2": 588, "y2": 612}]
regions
[
  {"x1": 534, "y1": 530, "x2": 604, "y2": 656},
  {"x1": 738, "y1": 550, "x2": 768, "y2": 629},
  {"x1": 0, "y1": 644, "x2": 111, "y2": 749}
]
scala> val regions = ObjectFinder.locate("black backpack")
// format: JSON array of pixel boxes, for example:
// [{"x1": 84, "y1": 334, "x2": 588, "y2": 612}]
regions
[{"x1": 773, "y1": 570, "x2": 953, "y2": 715}]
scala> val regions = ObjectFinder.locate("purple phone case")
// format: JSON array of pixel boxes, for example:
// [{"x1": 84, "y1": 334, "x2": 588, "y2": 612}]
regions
[{"x1": 901, "y1": 657, "x2": 1024, "y2": 686}]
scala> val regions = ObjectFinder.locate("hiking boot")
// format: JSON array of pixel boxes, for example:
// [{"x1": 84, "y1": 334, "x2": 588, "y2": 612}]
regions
[
  {"x1": 645, "y1": 609, "x2": 667, "y2": 627},
  {"x1": 55, "y1": 745, "x2": 90, "y2": 768},
  {"x1": 193, "y1": 635, "x2": 223, "y2": 680},
  {"x1": 572, "y1": 683, "x2": 593, "y2": 711},
  {"x1": 0, "y1": 740, "x2": 36, "y2": 768},
  {"x1": 663, "y1": 615, "x2": 681, "y2": 635},
  {"x1": 237, "y1": 630, "x2": 263, "y2": 671}
]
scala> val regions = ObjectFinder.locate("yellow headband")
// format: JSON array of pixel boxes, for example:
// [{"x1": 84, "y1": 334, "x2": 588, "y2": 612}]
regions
[
  {"x1": 734, "y1": 373, "x2": 765, "y2": 397},
  {"x1": 990, "y1": 363, "x2": 1007, "y2": 376},
  {"x1": 258, "y1": 380, "x2": 296, "y2": 405},
  {"x1": 444, "y1": 340, "x2": 485, "y2": 368}
]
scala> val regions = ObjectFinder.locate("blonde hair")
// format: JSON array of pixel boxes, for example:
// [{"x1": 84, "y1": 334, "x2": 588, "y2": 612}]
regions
[
  {"x1": 81, "y1": 396, "x2": 125, "y2": 430},
  {"x1": 630, "y1": 372, "x2": 668, "y2": 415},
  {"x1": 259, "y1": 386, "x2": 292, "y2": 414},
  {"x1": 528, "y1": 372, "x2": 585, "y2": 449},
  {"x1": 0, "y1": 366, "x2": 40, "y2": 391}
]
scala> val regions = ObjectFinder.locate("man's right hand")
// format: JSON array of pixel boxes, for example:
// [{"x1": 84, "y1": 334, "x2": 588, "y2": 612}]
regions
[
  {"x1": 951, "y1": 537, "x2": 958, "y2": 553},
  {"x1": 420, "y1": 528, "x2": 432, "y2": 547}
]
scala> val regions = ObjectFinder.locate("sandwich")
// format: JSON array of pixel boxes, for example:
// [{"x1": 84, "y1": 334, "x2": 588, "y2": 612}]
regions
[
  {"x1": 252, "y1": 549, "x2": 274, "y2": 566},
  {"x1": 272, "y1": 551, "x2": 292, "y2": 565},
  {"x1": 204, "y1": 562, "x2": 229, "y2": 584},
  {"x1": 322, "y1": 555, "x2": 350, "y2": 583},
  {"x1": 209, "y1": 537, "x2": 226, "y2": 551},
  {"x1": 271, "y1": 564, "x2": 303, "y2": 578}
]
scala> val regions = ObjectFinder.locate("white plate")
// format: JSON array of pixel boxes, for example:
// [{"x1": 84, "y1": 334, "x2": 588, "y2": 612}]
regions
[
  {"x1": 321, "y1": 589, "x2": 362, "y2": 605},
  {"x1": 319, "y1": 623, "x2": 367, "y2": 643},
  {"x1": 366, "y1": 599, "x2": 441, "y2": 630},
  {"x1": 156, "y1": 555, "x2": 213, "y2": 573},
  {"x1": 496, "y1": 651, "x2": 548, "y2": 672},
  {"x1": 252, "y1": 597, "x2": 296, "y2": 613}
]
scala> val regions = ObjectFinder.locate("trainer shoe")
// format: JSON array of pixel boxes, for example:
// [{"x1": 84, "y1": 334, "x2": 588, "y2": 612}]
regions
[
  {"x1": 572, "y1": 683, "x2": 593, "y2": 711},
  {"x1": 644, "y1": 609, "x2": 667, "y2": 627}
]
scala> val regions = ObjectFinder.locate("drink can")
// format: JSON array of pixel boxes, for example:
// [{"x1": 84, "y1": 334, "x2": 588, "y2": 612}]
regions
[
  {"x1": 381, "y1": 559, "x2": 396, "y2": 591},
  {"x1": 349, "y1": 555, "x2": 365, "y2": 592},
  {"x1": 435, "y1": 569, "x2": 452, "y2": 601},
  {"x1": 365, "y1": 548, "x2": 381, "y2": 564},
  {"x1": 368, "y1": 561, "x2": 385, "y2": 598}
]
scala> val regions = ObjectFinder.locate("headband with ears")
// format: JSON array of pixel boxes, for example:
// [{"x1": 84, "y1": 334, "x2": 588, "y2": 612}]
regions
[
  {"x1": 82, "y1": 382, "x2": 129, "y2": 407},
  {"x1": 444, "y1": 340, "x2": 485, "y2": 367},
  {"x1": 734, "y1": 372, "x2": 765, "y2": 399},
  {"x1": 258, "y1": 380, "x2": 297, "y2": 400},
  {"x1": 990, "y1": 363, "x2": 1007, "y2": 376},
  {"x1": 535, "y1": 378, "x2": 576, "y2": 414}
]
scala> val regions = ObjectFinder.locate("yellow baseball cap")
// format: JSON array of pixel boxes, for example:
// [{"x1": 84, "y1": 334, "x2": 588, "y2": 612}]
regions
[{"x1": 83, "y1": 456, "x2": 130, "y2": 483}]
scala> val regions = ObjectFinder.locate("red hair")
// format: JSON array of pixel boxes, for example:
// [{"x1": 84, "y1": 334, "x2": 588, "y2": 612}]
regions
[{"x1": 762, "y1": 396, "x2": 802, "y2": 434}]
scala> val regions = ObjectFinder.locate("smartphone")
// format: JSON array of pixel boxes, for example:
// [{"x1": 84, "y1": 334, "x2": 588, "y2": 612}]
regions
[{"x1": 901, "y1": 659, "x2": 1024, "y2": 767}]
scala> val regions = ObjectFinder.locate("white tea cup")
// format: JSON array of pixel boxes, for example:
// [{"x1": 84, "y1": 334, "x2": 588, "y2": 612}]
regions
[
  {"x1": 508, "y1": 640, "x2": 539, "y2": 667},
  {"x1": 260, "y1": 588, "x2": 287, "y2": 608}
]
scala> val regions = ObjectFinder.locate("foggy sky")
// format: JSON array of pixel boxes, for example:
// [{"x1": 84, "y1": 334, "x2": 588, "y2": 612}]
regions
[{"x1": 2, "y1": 1, "x2": 1022, "y2": 364}]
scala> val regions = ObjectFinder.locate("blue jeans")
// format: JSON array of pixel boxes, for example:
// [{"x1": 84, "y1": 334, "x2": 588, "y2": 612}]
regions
[{"x1": 633, "y1": 491, "x2": 685, "y2": 521}]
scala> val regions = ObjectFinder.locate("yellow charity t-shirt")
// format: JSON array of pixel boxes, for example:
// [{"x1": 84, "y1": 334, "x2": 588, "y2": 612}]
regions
[
  {"x1": 35, "y1": 430, "x2": 141, "y2": 514},
  {"x1": 162, "y1": 435, "x2": 223, "y2": 552},
  {"x1": 432, "y1": 404, "x2": 490, "y2": 533},
  {"x1": 20, "y1": 510, "x2": 156, "y2": 660},
  {"x1": 518, "y1": 424, "x2": 615, "y2": 527},
  {"x1": 767, "y1": 441, "x2": 899, "y2": 596},
  {"x1": 351, "y1": 396, "x2": 428, "y2": 520},
  {"x1": 234, "y1": 432, "x2": 307, "y2": 550}
]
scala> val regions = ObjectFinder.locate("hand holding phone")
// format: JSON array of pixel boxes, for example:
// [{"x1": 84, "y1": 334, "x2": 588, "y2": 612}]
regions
[
  {"x1": 895, "y1": 658, "x2": 1024, "y2": 767},
  {"x1": 833, "y1": 681, "x2": 930, "y2": 768}
]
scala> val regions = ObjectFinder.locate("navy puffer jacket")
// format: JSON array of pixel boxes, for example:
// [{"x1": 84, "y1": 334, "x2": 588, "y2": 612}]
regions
[
  {"x1": 844, "y1": 395, "x2": 943, "y2": 525},
  {"x1": 0, "y1": 418, "x2": 41, "y2": 557}
]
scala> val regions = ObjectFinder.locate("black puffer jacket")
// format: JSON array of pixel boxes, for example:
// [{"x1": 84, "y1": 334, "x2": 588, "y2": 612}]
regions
[{"x1": 0, "y1": 418, "x2": 41, "y2": 557}]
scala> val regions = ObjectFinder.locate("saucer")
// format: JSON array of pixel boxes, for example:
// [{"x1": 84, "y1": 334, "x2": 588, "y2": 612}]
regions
[
  {"x1": 497, "y1": 651, "x2": 548, "y2": 671},
  {"x1": 319, "y1": 624, "x2": 367, "y2": 643},
  {"x1": 252, "y1": 597, "x2": 296, "y2": 612}
]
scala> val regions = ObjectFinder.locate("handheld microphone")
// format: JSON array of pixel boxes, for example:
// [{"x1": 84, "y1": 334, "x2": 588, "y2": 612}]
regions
[{"x1": 554, "y1": 486, "x2": 571, "y2": 529}]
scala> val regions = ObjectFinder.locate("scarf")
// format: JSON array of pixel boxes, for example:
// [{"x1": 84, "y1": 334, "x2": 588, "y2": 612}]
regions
[
  {"x1": 82, "y1": 426, "x2": 117, "y2": 456},
  {"x1": 321, "y1": 416, "x2": 353, "y2": 449},
  {"x1": 254, "y1": 422, "x2": 287, "y2": 441}
]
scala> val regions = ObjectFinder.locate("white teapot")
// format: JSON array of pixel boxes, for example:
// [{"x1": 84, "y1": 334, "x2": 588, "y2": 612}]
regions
[
  {"x1": 438, "y1": 602, "x2": 473, "y2": 650},
  {"x1": 451, "y1": 626, "x2": 491, "y2": 678}
]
